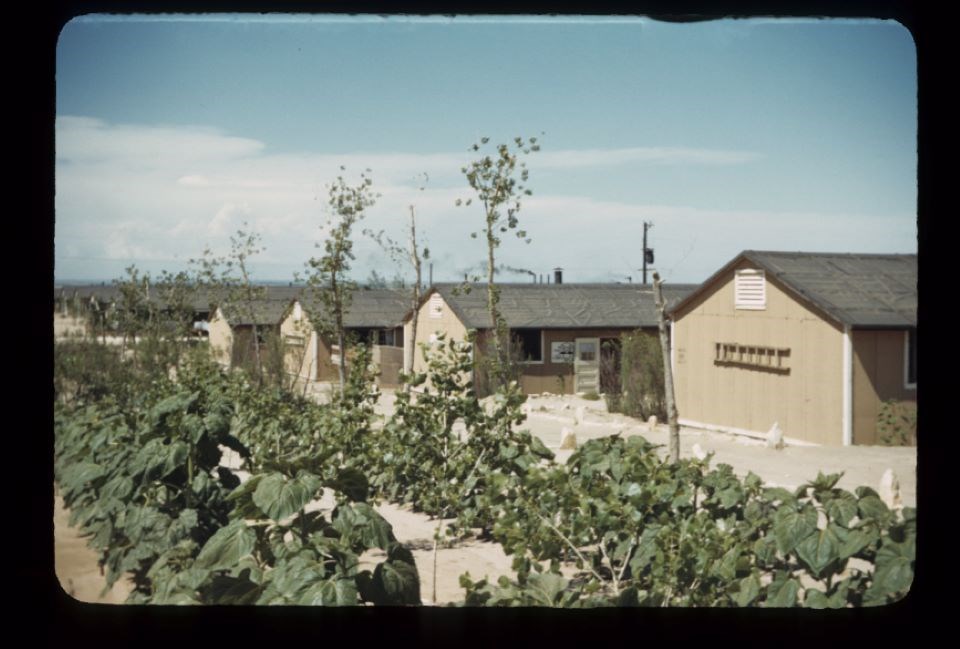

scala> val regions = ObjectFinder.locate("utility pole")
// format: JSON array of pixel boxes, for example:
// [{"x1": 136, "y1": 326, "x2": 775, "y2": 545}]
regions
[{"x1": 642, "y1": 221, "x2": 654, "y2": 285}]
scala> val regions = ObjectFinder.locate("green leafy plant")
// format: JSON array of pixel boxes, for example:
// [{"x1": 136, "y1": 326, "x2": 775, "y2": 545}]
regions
[
  {"x1": 877, "y1": 400, "x2": 917, "y2": 446},
  {"x1": 465, "y1": 435, "x2": 915, "y2": 608},
  {"x1": 606, "y1": 330, "x2": 665, "y2": 421},
  {"x1": 55, "y1": 362, "x2": 248, "y2": 599}
]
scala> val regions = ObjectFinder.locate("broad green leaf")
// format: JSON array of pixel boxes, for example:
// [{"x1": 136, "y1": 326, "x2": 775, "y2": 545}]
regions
[
  {"x1": 795, "y1": 524, "x2": 844, "y2": 579},
  {"x1": 744, "y1": 472, "x2": 763, "y2": 490},
  {"x1": 763, "y1": 487, "x2": 796, "y2": 505},
  {"x1": 332, "y1": 503, "x2": 395, "y2": 551},
  {"x1": 100, "y1": 474, "x2": 133, "y2": 501},
  {"x1": 194, "y1": 520, "x2": 256, "y2": 571},
  {"x1": 524, "y1": 572, "x2": 567, "y2": 607},
  {"x1": 123, "y1": 504, "x2": 165, "y2": 542},
  {"x1": 764, "y1": 574, "x2": 800, "y2": 607},
  {"x1": 773, "y1": 504, "x2": 818, "y2": 555},
  {"x1": 61, "y1": 462, "x2": 105, "y2": 488},
  {"x1": 163, "y1": 441, "x2": 189, "y2": 478},
  {"x1": 203, "y1": 574, "x2": 262, "y2": 605},
  {"x1": 806, "y1": 471, "x2": 843, "y2": 493},
  {"x1": 803, "y1": 588, "x2": 831, "y2": 609},
  {"x1": 857, "y1": 495, "x2": 891, "y2": 523},
  {"x1": 735, "y1": 573, "x2": 761, "y2": 607},
  {"x1": 629, "y1": 526, "x2": 660, "y2": 575},
  {"x1": 253, "y1": 472, "x2": 316, "y2": 522},
  {"x1": 714, "y1": 546, "x2": 739, "y2": 581},
  {"x1": 866, "y1": 541, "x2": 914, "y2": 603},
  {"x1": 227, "y1": 473, "x2": 265, "y2": 518},
  {"x1": 718, "y1": 485, "x2": 744, "y2": 509},
  {"x1": 327, "y1": 467, "x2": 368, "y2": 502},
  {"x1": 837, "y1": 527, "x2": 875, "y2": 560},
  {"x1": 824, "y1": 491, "x2": 858, "y2": 527},
  {"x1": 529, "y1": 435, "x2": 554, "y2": 460},
  {"x1": 371, "y1": 560, "x2": 421, "y2": 605}
]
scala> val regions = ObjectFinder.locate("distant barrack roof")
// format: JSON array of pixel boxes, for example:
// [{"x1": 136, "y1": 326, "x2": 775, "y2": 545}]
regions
[
  {"x1": 431, "y1": 282, "x2": 700, "y2": 329},
  {"x1": 299, "y1": 288, "x2": 413, "y2": 328}
]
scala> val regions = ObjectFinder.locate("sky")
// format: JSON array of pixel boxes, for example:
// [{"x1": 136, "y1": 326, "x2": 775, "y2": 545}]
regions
[{"x1": 55, "y1": 14, "x2": 917, "y2": 285}]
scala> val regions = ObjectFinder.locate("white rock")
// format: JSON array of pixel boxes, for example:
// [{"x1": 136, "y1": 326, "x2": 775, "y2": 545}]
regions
[
  {"x1": 647, "y1": 415, "x2": 658, "y2": 428},
  {"x1": 692, "y1": 443, "x2": 708, "y2": 461},
  {"x1": 575, "y1": 406, "x2": 586, "y2": 424},
  {"x1": 766, "y1": 422, "x2": 784, "y2": 450},
  {"x1": 879, "y1": 469, "x2": 902, "y2": 510},
  {"x1": 559, "y1": 427, "x2": 577, "y2": 449}
]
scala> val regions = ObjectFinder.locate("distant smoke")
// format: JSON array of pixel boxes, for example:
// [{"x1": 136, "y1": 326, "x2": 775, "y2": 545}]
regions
[
  {"x1": 499, "y1": 264, "x2": 538, "y2": 279},
  {"x1": 455, "y1": 262, "x2": 538, "y2": 281}
]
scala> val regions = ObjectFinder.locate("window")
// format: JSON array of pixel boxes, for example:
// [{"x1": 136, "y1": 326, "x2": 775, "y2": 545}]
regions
[
  {"x1": 735, "y1": 269, "x2": 766, "y2": 310},
  {"x1": 293, "y1": 302, "x2": 302, "y2": 322},
  {"x1": 715, "y1": 341, "x2": 789, "y2": 373},
  {"x1": 512, "y1": 329, "x2": 543, "y2": 363},
  {"x1": 377, "y1": 329, "x2": 397, "y2": 346},
  {"x1": 429, "y1": 294, "x2": 443, "y2": 319},
  {"x1": 905, "y1": 329, "x2": 917, "y2": 387}
]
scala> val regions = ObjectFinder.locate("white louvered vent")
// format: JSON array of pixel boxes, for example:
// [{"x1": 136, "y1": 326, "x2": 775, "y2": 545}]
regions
[
  {"x1": 735, "y1": 269, "x2": 766, "y2": 310},
  {"x1": 428, "y1": 294, "x2": 443, "y2": 319}
]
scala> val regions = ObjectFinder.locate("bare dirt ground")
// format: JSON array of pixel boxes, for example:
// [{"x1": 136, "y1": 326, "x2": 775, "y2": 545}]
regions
[{"x1": 54, "y1": 387, "x2": 916, "y2": 605}]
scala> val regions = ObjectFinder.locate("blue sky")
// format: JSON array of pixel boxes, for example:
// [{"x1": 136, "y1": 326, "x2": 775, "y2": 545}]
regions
[{"x1": 55, "y1": 15, "x2": 917, "y2": 284}]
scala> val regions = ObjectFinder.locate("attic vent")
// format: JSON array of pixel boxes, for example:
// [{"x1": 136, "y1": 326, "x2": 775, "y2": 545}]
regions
[
  {"x1": 293, "y1": 302, "x2": 302, "y2": 322},
  {"x1": 735, "y1": 269, "x2": 766, "y2": 310},
  {"x1": 429, "y1": 294, "x2": 443, "y2": 319}
]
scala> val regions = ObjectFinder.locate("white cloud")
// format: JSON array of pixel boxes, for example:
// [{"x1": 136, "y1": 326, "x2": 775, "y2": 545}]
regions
[
  {"x1": 536, "y1": 147, "x2": 763, "y2": 168},
  {"x1": 54, "y1": 116, "x2": 912, "y2": 283}
]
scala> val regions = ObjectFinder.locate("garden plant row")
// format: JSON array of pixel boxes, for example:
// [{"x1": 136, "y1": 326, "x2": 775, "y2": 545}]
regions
[{"x1": 54, "y1": 337, "x2": 914, "y2": 607}]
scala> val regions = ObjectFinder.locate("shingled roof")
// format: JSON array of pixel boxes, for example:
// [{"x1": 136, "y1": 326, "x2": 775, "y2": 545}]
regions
[
  {"x1": 429, "y1": 283, "x2": 699, "y2": 329},
  {"x1": 299, "y1": 288, "x2": 413, "y2": 328},
  {"x1": 671, "y1": 251, "x2": 917, "y2": 328}
]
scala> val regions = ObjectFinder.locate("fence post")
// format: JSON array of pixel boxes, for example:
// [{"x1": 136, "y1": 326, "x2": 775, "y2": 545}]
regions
[{"x1": 653, "y1": 272, "x2": 680, "y2": 463}]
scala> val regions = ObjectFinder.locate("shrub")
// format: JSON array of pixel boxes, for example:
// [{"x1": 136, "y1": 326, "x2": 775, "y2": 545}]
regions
[
  {"x1": 877, "y1": 400, "x2": 917, "y2": 446},
  {"x1": 605, "y1": 331, "x2": 665, "y2": 421}
]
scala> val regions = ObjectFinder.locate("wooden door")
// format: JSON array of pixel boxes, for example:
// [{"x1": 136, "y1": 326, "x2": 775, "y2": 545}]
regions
[{"x1": 574, "y1": 338, "x2": 600, "y2": 393}]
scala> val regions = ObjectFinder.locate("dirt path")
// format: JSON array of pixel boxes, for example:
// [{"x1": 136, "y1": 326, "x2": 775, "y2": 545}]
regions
[{"x1": 53, "y1": 487, "x2": 133, "y2": 604}]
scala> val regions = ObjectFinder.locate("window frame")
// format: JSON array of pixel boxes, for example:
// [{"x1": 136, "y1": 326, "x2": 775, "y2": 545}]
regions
[
  {"x1": 904, "y1": 328, "x2": 917, "y2": 389},
  {"x1": 512, "y1": 328, "x2": 544, "y2": 364}
]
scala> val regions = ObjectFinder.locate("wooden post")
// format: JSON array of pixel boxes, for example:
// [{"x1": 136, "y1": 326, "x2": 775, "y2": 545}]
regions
[{"x1": 652, "y1": 272, "x2": 680, "y2": 463}]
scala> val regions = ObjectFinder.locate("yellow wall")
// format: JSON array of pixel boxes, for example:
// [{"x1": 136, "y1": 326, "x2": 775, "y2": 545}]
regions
[
  {"x1": 278, "y1": 304, "x2": 321, "y2": 387},
  {"x1": 673, "y1": 259, "x2": 845, "y2": 445},
  {"x1": 410, "y1": 292, "x2": 471, "y2": 375},
  {"x1": 852, "y1": 330, "x2": 917, "y2": 445}
]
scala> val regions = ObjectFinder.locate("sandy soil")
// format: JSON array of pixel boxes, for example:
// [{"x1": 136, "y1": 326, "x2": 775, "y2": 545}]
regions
[{"x1": 54, "y1": 389, "x2": 917, "y2": 605}]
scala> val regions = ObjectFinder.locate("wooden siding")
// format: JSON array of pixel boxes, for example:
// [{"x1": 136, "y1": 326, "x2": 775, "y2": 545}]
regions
[
  {"x1": 851, "y1": 330, "x2": 917, "y2": 445},
  {"x1": 673, "y1": 258, "x2": 845, "y2": 445}
]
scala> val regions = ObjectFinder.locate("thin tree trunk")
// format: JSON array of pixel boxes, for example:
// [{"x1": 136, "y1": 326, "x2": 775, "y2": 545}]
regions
[
  {"x1": 485, "y1": 218, "x2": 504, "y2": 382},
  {"x1": 406, "y1": 205, "x2": 422, "y2": 384},
  {"x1": 653, "y1": 272, "x2": 681, "y2": 462}
]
